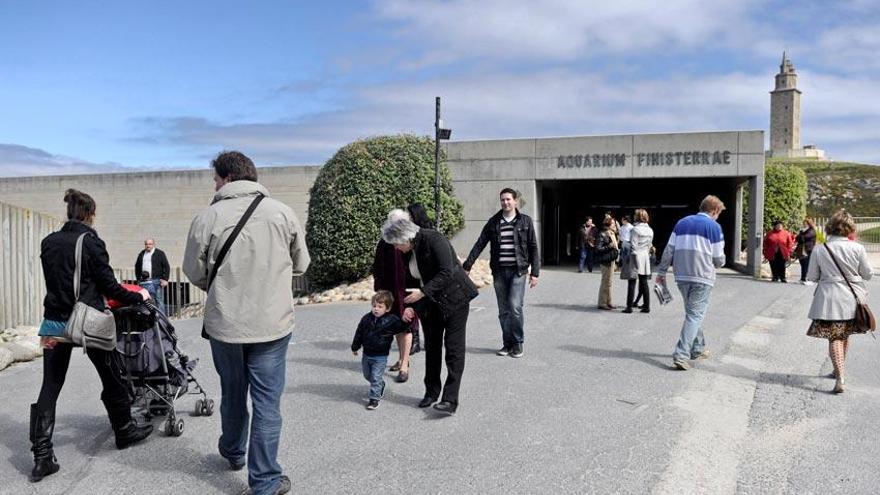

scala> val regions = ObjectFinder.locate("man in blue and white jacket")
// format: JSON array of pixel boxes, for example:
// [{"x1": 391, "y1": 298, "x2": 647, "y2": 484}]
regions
[{"x1": 655, "y1": 195, "x2": 726, "y2": 370}]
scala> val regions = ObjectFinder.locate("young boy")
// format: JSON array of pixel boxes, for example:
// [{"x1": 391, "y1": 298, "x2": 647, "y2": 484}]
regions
[{"x1": 351, "y1": 290, "x2": 409, "y2": 410}]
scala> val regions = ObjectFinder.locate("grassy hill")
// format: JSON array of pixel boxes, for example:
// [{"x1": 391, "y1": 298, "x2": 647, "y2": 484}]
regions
[{"x1": 766, "y1": 157, "x2": 880, "y2": 218}]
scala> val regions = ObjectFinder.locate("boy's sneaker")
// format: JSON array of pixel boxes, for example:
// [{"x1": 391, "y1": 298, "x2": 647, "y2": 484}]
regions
[
  {"x1": 366, "y1": 399, "x2": 380, "y2": 410},
  {"x1": 510, "y1": 344, "x2": 524, "y2": 358},
  {"x1": 672, "y1": 359, "x2": 690, "y2": 371},
  {"x1": 496, "y1": 346, "x2": 510, "y2": 356}
]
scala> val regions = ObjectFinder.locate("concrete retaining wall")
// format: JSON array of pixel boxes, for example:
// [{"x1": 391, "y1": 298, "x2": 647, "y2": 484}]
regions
[{"x1": 0, "y1": 202, "x2": 61, "y2": 330}]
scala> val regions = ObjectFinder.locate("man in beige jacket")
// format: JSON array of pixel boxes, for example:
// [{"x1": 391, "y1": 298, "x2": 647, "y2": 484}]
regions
[{"x1": 184, "y1": 151, "x2": 309, "y2": 495}]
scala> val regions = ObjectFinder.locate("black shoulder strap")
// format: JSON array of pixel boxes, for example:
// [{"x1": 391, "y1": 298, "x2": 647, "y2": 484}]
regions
[
  {"x1": 207, "y1": 194, "x2": 265, "y2": 288},
  {"x1": 824, "y1": 243, "x2": 860, "y2": 302}
]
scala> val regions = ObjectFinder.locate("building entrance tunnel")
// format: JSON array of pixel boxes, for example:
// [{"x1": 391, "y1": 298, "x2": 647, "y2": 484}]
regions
[{"x1": 539, "y1": 177, "x2": 744, "y2": 267}]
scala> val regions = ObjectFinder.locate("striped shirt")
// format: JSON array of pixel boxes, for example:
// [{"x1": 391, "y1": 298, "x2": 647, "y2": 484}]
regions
[
  {"x1": 498, "y1": 216, "x2": 517, "y2": 266},
  {"x1": 656, "y1": 212, "x2": 725, "y2": 286}
]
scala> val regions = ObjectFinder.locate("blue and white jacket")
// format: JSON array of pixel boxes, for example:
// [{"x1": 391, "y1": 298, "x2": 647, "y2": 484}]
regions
[{"x1": 656, "y1": 212, "x2": 725, "y2": 286}]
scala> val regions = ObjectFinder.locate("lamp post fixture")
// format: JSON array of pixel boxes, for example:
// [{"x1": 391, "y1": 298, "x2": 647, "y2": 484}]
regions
[{"x1": 434, "y1": 96, "x2": 452, "y2": 230}]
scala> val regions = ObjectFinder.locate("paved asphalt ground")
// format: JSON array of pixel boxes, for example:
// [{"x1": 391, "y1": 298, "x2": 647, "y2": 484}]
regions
[{"x1": 1, "y1": 266, "x2": 879, "y2": 494}]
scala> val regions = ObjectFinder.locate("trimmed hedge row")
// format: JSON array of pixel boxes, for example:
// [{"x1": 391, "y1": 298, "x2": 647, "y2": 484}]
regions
[
  {"x1": 305, "y1": 134, "x2": 464, "y2": 289},
  {"x1": 742, "y1": 163, "x2": 808, "y2": 244}
]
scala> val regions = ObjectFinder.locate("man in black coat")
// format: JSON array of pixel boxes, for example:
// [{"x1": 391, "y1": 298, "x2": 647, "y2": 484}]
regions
[
  {"x1": 463, "y1": 188, "x2": 540, "y2": 359},
  {"x1": 135, "y1": 238, "x2": 170, "y2": 313}
]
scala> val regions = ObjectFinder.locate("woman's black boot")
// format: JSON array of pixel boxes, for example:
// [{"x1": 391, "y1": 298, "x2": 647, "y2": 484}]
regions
[
  {"x1": 30, "y1": 403, "x2": 60, "y2": 482},
  {"x1": 410, "y1": 330, "x2": 421, "y2": 355},
  {"x1": 102, "y1": 394, "x2": 153, "y2": 449}
]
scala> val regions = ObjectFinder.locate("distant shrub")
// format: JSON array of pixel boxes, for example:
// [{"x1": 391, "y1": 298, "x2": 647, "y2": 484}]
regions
[
  {"x1": 742, "y1": 163, "x2": 808, "y2": 244},
  {"x1": 305, "y1": 134, "x2": 464, "y2": 289}
]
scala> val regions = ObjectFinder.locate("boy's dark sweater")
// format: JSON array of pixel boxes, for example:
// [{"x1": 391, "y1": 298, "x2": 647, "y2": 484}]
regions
[{"x1": 351, "y1": 312, "x2": 409, "y2": 357}]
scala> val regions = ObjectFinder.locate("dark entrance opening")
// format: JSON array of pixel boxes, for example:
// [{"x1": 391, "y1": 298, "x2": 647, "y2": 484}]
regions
[{"x1": 539, "y1": 177, "x2": 743, "y2": 267}]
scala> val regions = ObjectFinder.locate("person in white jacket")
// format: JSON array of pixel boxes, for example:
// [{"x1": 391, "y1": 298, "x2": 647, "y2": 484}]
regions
[
  {"x1": 184, "y1": 151, "x2": 310, "y2": 495},
  {"x1": 806, "y1": 210, "x2": 873, "y2": 394}
]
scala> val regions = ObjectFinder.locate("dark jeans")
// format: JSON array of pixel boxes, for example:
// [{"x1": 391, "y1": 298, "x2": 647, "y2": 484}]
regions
[
  {"x1": 493, "y1": 266, "x2": 526, "y2": 347},
  {"x1": 578, "y1": 247, "x2": 594, "y2": 272},
  {"x1": 799, "y1": 252, "x2": 811, "y2": 281},
  {"x1": 422, "y1": 302, "x2": 469, "y2": 405},
  {"x1": 361, "y1": 355, "x2": 387, "y2": 400},
  {"x1": 770, "y1": 251, "x2": 787, "y2": 281},
  {"x1": 210, "y1": 333, "x2": 291, "y2": 495},
  {"x1": 139, "y1": 279, "x2": 165, "y2": 314},
  {"x1": 36, "y1": 343, "x2": 131, "y2": 417},
  {"x1": 626, "y1": 275, "x2": 650, "y2": 310}
]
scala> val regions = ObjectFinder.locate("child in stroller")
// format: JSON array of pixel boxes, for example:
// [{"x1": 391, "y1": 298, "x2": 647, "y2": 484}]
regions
[{"x1": 110, "y1": 284, "x2": 213, "y2": 437}]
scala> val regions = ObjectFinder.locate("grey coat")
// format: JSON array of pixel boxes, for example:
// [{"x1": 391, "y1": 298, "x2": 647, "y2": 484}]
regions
[
  {"x1": 807, "y1": 237, "x2": 873, "y2": 321},
  {"x1": 183, "y1": 181, "x2": 311, "y2": 344}
]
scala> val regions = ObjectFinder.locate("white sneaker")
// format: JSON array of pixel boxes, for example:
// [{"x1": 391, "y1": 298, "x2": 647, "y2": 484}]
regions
[{"x1": 802, "y1": 280, "x2": 815, "y2": 286}]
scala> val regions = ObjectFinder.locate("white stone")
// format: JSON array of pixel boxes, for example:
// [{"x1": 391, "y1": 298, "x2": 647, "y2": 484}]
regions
[
  {"x1": 6, "y1": 341, "x2": 37, "y2": 362},
  {"x1": 0, "y1": 347, "x2": 13, "y2": 371}
]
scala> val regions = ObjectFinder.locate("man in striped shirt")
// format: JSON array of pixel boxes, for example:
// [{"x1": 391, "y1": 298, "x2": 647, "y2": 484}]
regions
[
  {"x1": 463, "y1": 188, "x2": 540, "y2": 358},
  {"x1": 655, "y1": 195, "x2": 726, "y2": 370}
]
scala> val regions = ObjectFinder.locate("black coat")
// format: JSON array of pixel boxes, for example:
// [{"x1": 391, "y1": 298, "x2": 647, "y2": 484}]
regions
[
  {"x1": 351, "y1": 312, "x2": 409, "y2": 356},
  {"x1": 41, "y1": 221, "x2": 143, "y2": 321},
  {"x1": 462, "y1": 209, "x2": 540, "y2": 278},
  {"x1": 135, "y1": 248, "x2": 170, "y2": 281},
  {"x1": 411, "y1": 229, "x2": 479, "y2": 319}
]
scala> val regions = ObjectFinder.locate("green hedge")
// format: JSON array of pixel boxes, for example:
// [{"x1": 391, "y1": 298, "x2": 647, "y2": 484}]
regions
[
  {"x1": 763, "y1": 163, "x2": 807, "y2": 231},
  {"x1": 305, "y1": 134, "x2": 464, "y2": 289},
  {"x1": 742, "y1": 163, "x2": 808, "y2": 244}
]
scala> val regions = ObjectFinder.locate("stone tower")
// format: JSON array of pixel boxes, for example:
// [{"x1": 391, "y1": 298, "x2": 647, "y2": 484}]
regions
[{"x1": 769, "y1": 52, "x2": 801, "y2": 156}]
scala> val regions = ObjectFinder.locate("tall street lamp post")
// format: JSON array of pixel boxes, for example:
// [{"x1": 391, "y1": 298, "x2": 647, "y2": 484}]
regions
[{"x1": 434, "y1": 96, "x2": 452, "y2": 230}]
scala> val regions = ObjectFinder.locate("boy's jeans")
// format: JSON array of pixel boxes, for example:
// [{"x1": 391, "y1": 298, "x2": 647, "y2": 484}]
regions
[
  {"x1": 673, "y1": 282, "x2": 713, "y2": 361},
  {"x1": 210, "y1": 333, "x2": 291, "y2": 495},
  {"x1": 362, "y1": 355, "x2": 387, "y2": 400}
]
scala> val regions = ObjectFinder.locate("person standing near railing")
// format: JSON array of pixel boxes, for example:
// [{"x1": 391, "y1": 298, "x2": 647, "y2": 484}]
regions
[{"x1": 135, "y1": 238, "x2": 170, "y2": 313}]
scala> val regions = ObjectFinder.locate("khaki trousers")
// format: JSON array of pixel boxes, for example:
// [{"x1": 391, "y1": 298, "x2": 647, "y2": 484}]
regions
[{"x1": 598, "y1": 263, "x2": 614, "y2": 307}]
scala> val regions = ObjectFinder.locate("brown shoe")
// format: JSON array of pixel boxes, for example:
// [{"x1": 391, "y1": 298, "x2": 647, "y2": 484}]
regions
[
  {"x1": 598, "y1": 305, "x2": 613, "y2": 311},
  {"x1": 672, "y1": 359, "x2": 690, "y2": 371}
]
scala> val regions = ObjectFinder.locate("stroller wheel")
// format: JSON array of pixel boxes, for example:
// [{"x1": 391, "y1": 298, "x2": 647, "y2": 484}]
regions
[
  {"x1": 193, "y1": 399, "x2": 204, "y2": 416},
  {"x1": 166, "y1": 418, "x2": 184, "y2": 437},
  {"x1": 205, "y1": 399, "x2": 215, "y2": 416}
]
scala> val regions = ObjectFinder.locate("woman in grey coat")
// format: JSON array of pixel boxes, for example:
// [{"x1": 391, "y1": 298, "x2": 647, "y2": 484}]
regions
[
  {"x1": 806, "y1": 210, "x2": 873, "y2": 393},
  {"x1": 622, "y1": 209, "x2": 654, "y2": 313}
]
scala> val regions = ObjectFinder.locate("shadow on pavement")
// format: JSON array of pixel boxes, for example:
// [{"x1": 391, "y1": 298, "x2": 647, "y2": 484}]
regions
[
  {"x1": 563, "y1": 345, "x2": 671, "y2": 370},
  {"x1": 287, "y1": 382, "x2": 420, "y2": 407},
  {"x1": 295, "y1": 356, "x2": 361, "y2": 372},
  {"x1": 533, "y1": 303, "x2": 593, "y2": 312}
]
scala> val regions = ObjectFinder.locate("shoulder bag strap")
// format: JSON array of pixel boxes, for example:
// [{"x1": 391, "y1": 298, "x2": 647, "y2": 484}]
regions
[
  {"x1": 824, "y1": 243, "x2": 861, "y2": 302},
  {"x1": 206, "y1": 194, "x2": 265, "y2": 289},
  {"x1": 73, "y1": 233, "x2": 87, "y2": 301}
]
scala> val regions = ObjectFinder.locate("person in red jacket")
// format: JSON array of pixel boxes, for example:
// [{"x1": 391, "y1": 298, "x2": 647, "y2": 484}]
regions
[{"x1": 763, "y1": 220, "x2": 795, "y2": 282}]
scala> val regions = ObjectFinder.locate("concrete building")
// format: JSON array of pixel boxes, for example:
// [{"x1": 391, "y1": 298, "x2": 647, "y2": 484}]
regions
[
  {"x1": 769, "y1": 52, "x2": 825, "y2": 159},
  {"x1": 444, "y1": 130, "x2": 765, "y2": 277}
]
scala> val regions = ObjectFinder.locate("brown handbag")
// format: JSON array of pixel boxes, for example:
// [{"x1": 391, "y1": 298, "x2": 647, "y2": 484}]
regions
[{"x1": 824, "y1": 244, "x2": 876, "y2": 332}]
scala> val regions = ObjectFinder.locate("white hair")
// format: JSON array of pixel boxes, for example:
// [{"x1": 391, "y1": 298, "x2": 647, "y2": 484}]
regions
[{"x1": 381, "y1": 208, "x2": 420, "y2": 245}]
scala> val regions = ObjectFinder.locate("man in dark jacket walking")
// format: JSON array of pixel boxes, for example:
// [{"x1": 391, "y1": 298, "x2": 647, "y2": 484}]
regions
[
  {"x1": 463, "y1": 188, "x2": 540, "y2": 358},
  {"x1": 135, "y1": 238, "x2": 170, "y2": 313}
]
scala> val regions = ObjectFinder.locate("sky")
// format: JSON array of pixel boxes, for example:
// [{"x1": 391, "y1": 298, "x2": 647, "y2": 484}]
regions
[{"x1": 1, "y1": 0, "x2": 879, "y2": 177}]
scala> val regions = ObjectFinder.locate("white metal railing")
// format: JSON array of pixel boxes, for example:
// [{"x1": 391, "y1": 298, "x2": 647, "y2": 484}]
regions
[
  {"x1": 0, "y1": 202, "x2": 62, "y2": 331},
  {"x1": 813, "y1": 216, "x2": 880, "y2": 252}
]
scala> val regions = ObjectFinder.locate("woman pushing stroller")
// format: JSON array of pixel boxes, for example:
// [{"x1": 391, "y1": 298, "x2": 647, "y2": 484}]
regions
[{"x1": 29, "y1": 189, "x2": 154, "y2": 482}]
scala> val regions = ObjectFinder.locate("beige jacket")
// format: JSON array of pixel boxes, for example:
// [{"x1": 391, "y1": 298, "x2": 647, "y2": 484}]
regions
[
  {"x1": 183, "y1": 181, "x2": 310, "y2": 343},
  {"x1": 807, "y1": 237, "x2": 873, "y2": 321}
]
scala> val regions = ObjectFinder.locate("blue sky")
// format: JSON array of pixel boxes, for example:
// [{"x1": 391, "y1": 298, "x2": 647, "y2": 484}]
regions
[{"x1": 1, "y1": 0, "x2": 878, "y2": 176}]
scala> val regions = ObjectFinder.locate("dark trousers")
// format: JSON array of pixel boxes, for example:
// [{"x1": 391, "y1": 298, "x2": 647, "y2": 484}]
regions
[
  {"x1": 422, "y1": 302, "x2": 469, "y2": 405},
  {"x1": 626, "y1": 275, "x2": 650, "y2": 310},
  {"x1": 770, "y1": 251, "x2": 787, "y2": 281},
  {"x1": 799, "y1": 252, "x2": 811, "y2": 281},
  {"x1": 578, "y1": 247, "x2": 594, "y2": 272},
  {"x1": 36, "y1": 343, "x2": 130, "y2": 417}
]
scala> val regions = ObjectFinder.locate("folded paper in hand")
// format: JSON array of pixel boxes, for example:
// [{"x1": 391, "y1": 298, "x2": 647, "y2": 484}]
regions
[{"x1": 653, "y1": 282, "x2": 673, "y2": 305}]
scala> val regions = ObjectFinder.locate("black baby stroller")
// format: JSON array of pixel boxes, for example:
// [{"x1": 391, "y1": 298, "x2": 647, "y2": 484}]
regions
[{"x1": 113, "y1": 300, "x2": 213, "y2": 437}]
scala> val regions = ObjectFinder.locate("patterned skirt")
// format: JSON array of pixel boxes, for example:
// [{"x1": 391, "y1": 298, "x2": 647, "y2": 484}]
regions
[{"x1": 807, "y1": 319, "x2": 863, "y2": 341}]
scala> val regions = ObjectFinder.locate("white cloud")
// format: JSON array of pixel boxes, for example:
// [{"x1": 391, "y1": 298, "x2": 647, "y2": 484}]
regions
[
  {"x1": 0, "y1": 144, "x2": 132, "y2": 177},
  {"x1": 374, "y1": 0, "x2": 755, "y2": 66}
]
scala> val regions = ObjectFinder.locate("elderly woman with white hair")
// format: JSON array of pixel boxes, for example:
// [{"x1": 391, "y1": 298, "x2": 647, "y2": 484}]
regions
[{"x1": 381, "y1": 209, "x2": 478, "y2": 415}]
